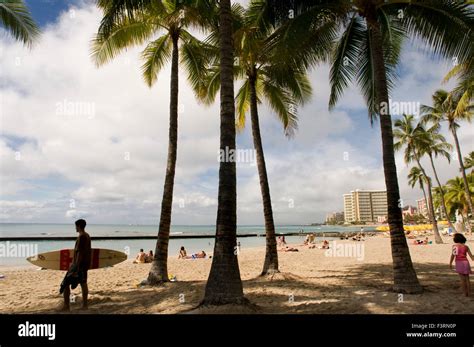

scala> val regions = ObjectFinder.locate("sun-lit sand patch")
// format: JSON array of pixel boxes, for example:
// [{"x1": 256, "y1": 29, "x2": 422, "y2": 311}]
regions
[{"x1": 1, "y1": 235, "x2": 473, "y2": 314}]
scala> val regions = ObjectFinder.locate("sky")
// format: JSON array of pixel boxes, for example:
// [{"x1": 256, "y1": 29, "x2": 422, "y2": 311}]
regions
[{"x1": 0, "y1": 0, "x2": 472, "y2": 225}]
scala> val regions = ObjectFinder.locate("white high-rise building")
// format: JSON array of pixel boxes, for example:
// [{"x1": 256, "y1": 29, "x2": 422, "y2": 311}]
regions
[
  {"x1": 343, "y1": 189, "x2": 388, "y2": 223},
  {"x1": 417, "y1": 198, "x2": 429, "y2": 218}
]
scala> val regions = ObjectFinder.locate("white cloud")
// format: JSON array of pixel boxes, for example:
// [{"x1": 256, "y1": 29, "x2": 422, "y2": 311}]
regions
[
  {"x1": 65, "y1": 209, "x2": 90, "y2": 219},
  {"x1": 0, "y1": 2, "x2": 472, "y2": 225}
]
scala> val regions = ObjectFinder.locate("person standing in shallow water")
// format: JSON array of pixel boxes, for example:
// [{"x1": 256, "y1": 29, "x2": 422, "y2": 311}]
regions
[{"x1": 62, "y1": 219, "x2": 91, "y2": 310}]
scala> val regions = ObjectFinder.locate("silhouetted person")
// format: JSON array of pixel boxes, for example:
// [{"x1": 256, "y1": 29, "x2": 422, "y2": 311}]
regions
[{"x1": 62, "y1": 219, "x2": 91, "y2": 310}]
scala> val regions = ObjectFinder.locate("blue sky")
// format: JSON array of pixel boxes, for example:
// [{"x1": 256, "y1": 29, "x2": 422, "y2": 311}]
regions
[
  {"x1": 0, "y1": 1, "x2": 471, "y2": 225},
  {"x1": 25, "y1": 0, "x2": 79, "y2": 26}
]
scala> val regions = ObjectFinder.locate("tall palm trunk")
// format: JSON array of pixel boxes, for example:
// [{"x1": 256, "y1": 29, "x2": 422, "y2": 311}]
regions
[
  {"x1": 461, "y1": 212, "x2": 469, "y2": 232},
  {"x1": 414, "y1": 156, "x2": 443, "y2": 244},
  {"x1": 428, "y1": 153, "x2": 455, "y2": 231},
  {"x1": 202, "y1": 0, "x2": 246, "y2": 305},
  {"x1": 451, "y1": 126, "x2": 473, "y2": 232},
  {"x1": 248, "y1": 72, "x2": 279, "y2": 275},
  {"x1": 368, "y1": 16, "x2": 422, "y2": 293},
  {"x1": 147, "y1": 34, "x2": 179, "y2": 285}
]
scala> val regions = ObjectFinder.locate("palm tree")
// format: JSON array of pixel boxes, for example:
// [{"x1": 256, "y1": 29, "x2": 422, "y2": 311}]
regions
[
  {"x1": 418, "y1": 125, "x2": 454, "y2": 229},
  {"x1": 464, "y1": 151, "x2": 474, "y2": 173},
  {"x1": 94, "y1": 0, "x2": 248, "y2": 306},
  {"x1": 92, "y1": 0, "x2": 213, "y2": 284},
  {"x1": 0, "y1": 0, "x2": 39, "y2": 46},
  {"x1": 268, "y1": 0, "x2": 473, "y2": 293},
  {"x1": 407, "y1": 166, "x2": 429, "y2": 219},
  {"x1": 198, "y1": 1, "x2": 315, "y2": 275},
  {"x1": 421, "y1": 89, "x2": 474, "y2": 229},
  {"x1": 432, "y1": 186, "x2": 447, "y2": 221},
  {"x1": 445, "y1": 175, "x2": 474, "y2": 229},
  {"x1": 443, "y1": 42, "x2": 473, "y2": 117},
  {"x1": 201, "y1": 0, "x2": 248, "y2": 305},
  {"x1": 394, "y1": 114, "x2": 443, "y2": 243}
]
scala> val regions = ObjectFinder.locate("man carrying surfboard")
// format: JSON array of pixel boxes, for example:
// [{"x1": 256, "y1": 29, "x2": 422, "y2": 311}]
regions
[{"x1": 61, "y1": 219, "x2": 91, "y2": 311}]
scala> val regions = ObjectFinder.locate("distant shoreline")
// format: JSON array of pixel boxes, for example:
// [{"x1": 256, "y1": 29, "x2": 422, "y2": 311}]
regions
[{"x1": 0, "y1": 230, "x2": 377, "y2": 242}]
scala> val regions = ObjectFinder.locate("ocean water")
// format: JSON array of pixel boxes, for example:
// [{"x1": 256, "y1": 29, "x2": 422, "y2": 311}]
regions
[{"x1": 0, "y1": 223, "x2": 371, "y2": 267}]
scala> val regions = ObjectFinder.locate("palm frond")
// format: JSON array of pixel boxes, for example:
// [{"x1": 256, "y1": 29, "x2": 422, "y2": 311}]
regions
[
  {"x1": 0, "y1": 0, "x2": 39, "y2": 46},
  {"x1": 235, "y1": 79, "x2": 252, "y2": 131},
  {"x1": 180, "y1": 30, "x2": 215, "y2": 98},
  {"x1": 398, "y1": 0, "x2": 474, "y2": 63},
  {"x1": 91, "y1": 15, "x2": 156, "y2": 67},
  {"x1": 140, "y1": 34, "x2": 172, "y2": 87},
  {"x1": 261, "y1": 78, "x2": 298, "y2": 137},
  {"x1": 329, "y1": 15, "x2": 365, "y2": 109}
]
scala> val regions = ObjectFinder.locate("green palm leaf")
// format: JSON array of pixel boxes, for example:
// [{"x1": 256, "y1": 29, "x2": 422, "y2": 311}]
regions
[
  {"x1": 0, "y1": 0, "x2": 39, "y2": 46},
  {"x1": 140, "y1": 34, "x2": 172, "y2": 87},
  {"x1": 261, "y1": 78, "x2": 298, "y2": 136},
  {"x1": 329, "y1": 15, "x2": 365, "y2": 109},
  {"x1": 91, "y1": 16, "x2": 156, "y2": 67},
  {"x1": 236, "y1": 79, "x2": 252, "y2": 130},
  {"x1": 180, "y1": 30, "x2": 215, "y2": 97}
]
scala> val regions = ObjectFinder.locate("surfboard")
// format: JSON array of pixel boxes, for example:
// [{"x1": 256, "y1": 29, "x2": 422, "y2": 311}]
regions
[{"x1": 26, "y1": 249, "x2": 127, "y2": 270}]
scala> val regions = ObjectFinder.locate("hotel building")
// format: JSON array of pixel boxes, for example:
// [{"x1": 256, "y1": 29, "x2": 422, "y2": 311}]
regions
[
  {"x1": 343, "y1": 189, "x2": 388, "y2": 223},
  {"x1": 416, "y1": 198, "x2": 429, "y2": 218},
  {"x1": 325, "y1": 211, "x2": 345, "y2": 224}
]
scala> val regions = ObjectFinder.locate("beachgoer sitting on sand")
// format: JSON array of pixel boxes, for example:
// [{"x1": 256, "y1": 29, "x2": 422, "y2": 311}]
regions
[
  {"x1": 133, "y1": 249, "x2": 146, "y2": 264},
  {"x1": 278, "y1": 236, "x2": 287, "y2": 247},
  {"x1": 304, "y1": 235, "x2": 310, "y2": 245},
  {"x1": 145, "y1": 250, "x2": 154, "y2": 263},
  {"x1": 352, "y1": 233, "x2": 364, "y2": 241},
  {"x1": 305, "y1": 234, "x2": 315, "y2": 244},
  {"x1": 317, "y1": 240, "x2": 330, "y2": 249},
  {"x1": 178, "y1": 246, "x2": 187, "y2": 259},
  {"x1": 407, "y1": 231, "x2": 416, "y2": 239},
  {"x1": 303, "y1": 234, "x2": 315, "y2": 245}
]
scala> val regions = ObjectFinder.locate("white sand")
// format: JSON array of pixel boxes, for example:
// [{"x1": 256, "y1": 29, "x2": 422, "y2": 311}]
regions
[{"x1": 1, "y1": 235, "x2": 473, "y2": 314}]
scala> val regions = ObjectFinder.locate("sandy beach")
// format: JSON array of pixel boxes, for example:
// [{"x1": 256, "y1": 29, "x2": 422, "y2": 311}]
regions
[{"x1": 1, "y1": 234, "x2": 473, "y2": 314}]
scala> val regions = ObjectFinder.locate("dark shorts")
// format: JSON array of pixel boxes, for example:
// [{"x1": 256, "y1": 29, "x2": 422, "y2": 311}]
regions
[{"x1": 78, "y1": 269, "x2": 88, "y2": 284}]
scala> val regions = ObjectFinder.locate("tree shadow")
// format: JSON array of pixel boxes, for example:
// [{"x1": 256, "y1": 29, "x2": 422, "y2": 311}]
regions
[{"x1": 21, "y1": 261, "x2": 474, "y2": 314}]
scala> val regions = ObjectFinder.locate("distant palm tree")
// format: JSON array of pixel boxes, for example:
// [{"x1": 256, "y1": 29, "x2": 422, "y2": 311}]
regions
[
  {"x1": 394, "y1": 114, "x2": 443, "y2": 243},
  {"x1": 432, "y1": 186, "x2": 445, "y2": 221},
  {"x1": 407, "y1": 166, "x2": 429, "y2": 219},
  {"x1": 0, "y1": 0, "x2": 39, "y2": 46},
  {"x1": 92, "y1": 0, "x2": 213, "y2": 284},
  {"x1": 418, "y1": 125, "x2": 454, "y2": 230},
  {"x1": 267, "y1": 0, "x2": 472, "y2": 293},
  {"x1": 445, "y1": 175, "x2": 474, "y2": 228},
  {"x1": 464, "y1": 151, "x2": 474, "y2": 173},
  {"x1": 198, "y1": 0, "x2": 315, "y2": 275},
  {"x1": 421, "y1": 89, "x2": 474, "y2": 229}
]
